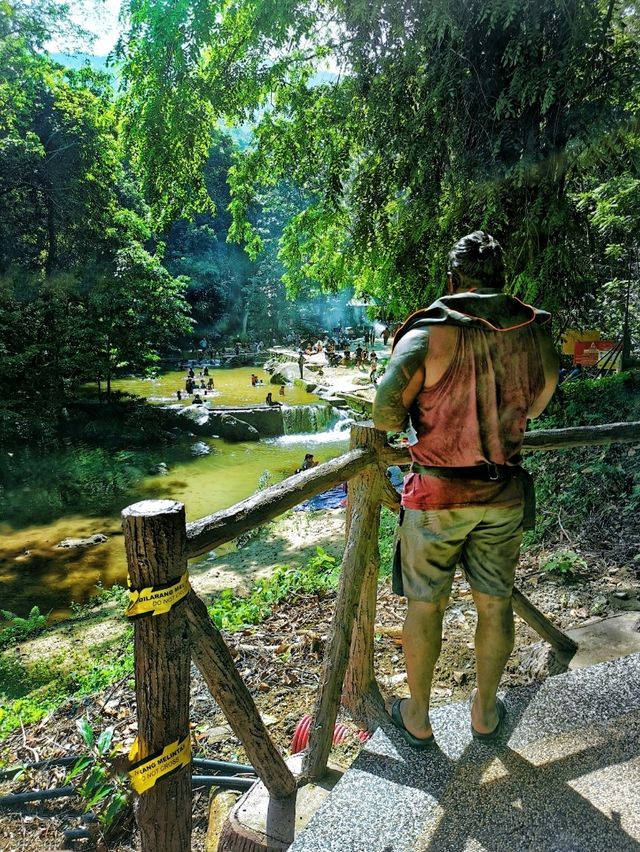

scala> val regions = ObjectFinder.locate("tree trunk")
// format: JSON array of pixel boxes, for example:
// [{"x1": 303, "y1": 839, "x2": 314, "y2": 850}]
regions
[
  {"x1": 45, "y1": 188, "x2": 56, "y2": 277},
  {"x1": 121, "y1": 500, "x2": 192, "y2": 852},
  {"x1": 621, "y1": 277, "x2": 632, "y2": 369}
]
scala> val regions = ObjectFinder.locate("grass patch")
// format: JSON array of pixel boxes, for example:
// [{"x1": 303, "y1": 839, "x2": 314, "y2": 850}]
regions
[
  {"x1": 0, "y1": 607, "x2": 48, "y2": 650},
  {"x1": 0, "y1": 630, "x2": 134, "y2": 742},
  {"x1": 208, "y1": 546, "x2": 340, "y2": 630}
]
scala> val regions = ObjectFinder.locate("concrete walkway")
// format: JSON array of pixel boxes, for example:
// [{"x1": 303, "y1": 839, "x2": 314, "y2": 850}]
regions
[{"x1": 290, "y1": 653, "x2": 640, "y2": 852}]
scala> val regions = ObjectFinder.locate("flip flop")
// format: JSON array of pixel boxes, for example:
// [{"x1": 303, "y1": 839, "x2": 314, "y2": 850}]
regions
[
  {"x1": 471, "y1": 698, "x2": 507, "y2": 742},
  {"x1": 390, "y1": 699, "x2": 435, "y2": 749}
]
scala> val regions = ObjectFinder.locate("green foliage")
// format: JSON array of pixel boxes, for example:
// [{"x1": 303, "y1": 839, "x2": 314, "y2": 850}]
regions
[
  {"x1": 0, "y1": 630, "x2": 134, "y2": 740},
  {"x1": 207, "y1": 546, "x2": 339, "y2": 630},
  {"x1": 67, "y1": 719, "x2": 130, "y2": 835},
  {"x1": 378, "y1": 506, "x2": 398, "y2": 578},
  {"x1": 542, "y1": 550, "x2": 587, "y2": 578},
  {"x1": 119, "y1": 0, "x2": 640, "y2": 330},
  {"x1": 524, "y1": 372, "x2": 640, "y2": 549},
  {"x1": 0, "y1": 1, "x2": 193, "y2": 444},
  {"x1": 0, "y1": 607, "x2": 47, "y2": 649}
]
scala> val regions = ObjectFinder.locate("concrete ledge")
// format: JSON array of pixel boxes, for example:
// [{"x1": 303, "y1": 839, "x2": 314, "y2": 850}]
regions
[
  {"x1": 291, "y1": 653, "x2": 640, "y2": 852},
  {"x1": 217, "y1": 755, "x2": 344, "y2": 851}
]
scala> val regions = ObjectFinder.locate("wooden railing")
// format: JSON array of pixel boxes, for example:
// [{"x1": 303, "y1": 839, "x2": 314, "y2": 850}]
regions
[{"x1": 121, "y1": 420, "x2": 640, "y2": 851}]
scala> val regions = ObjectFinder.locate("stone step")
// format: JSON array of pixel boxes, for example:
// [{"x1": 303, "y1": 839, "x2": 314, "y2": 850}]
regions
[{"x1": 290, "y1": 652, "x2": 640, "y2": 852}]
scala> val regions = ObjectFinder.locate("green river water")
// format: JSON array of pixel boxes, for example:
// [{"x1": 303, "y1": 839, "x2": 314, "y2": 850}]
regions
[{"x1": 0, "y1": 367, "x2": 349, "y2": 620}]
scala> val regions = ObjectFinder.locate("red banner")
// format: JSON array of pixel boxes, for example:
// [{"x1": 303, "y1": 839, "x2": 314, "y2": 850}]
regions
[{"x1": 573, "y1": 340, "x2": 617, "y2": 367}]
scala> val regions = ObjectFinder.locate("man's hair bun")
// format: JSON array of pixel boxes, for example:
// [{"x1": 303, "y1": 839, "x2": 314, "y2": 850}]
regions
[{"x1": 447, "y1": 231, "x2": 506, "y2": 289}]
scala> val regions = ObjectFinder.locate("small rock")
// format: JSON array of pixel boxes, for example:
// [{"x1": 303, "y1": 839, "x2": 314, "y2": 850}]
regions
[
  {"x1": 380, "y1": 672, "x2": 407, "y2": 688},
  {"x1": 149, "y1": 462, "x2": 169, "y2": 475},
  {"x1": 57, "y1": 534, "x2": 108, "y2": 549},
  {"x1": 203, "y1": 724, "x2": 233, "y2": 744},
  {"x1": 190, "y1": 441, "x2": 211, "y2": 457},
  {"x1": 453, "y1": 670, "x2": 467, "y2": 685}
]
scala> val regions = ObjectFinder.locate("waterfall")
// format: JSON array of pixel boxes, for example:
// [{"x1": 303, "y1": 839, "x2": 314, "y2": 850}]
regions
[
  {"x1": 281, "y1": 404, "x2": 337, "y2": 435},
  {"x1": 274, "y1": 407, "x2": 353, "y2": 445}
]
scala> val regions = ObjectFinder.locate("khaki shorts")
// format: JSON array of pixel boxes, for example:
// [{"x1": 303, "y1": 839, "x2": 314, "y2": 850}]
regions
[{"x1": 393, "y1": 505, "x2": 524, "y2": 601}]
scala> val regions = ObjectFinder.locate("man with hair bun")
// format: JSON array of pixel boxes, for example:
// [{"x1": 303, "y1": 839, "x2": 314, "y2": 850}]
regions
[{"x1": 373, "y1": 230, "x2": 558, "y2": 747}]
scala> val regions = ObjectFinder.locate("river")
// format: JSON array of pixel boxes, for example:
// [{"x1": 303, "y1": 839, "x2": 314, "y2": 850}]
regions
[{"x1": 0, "y1": 367, "x2": 350, "y2": 620}]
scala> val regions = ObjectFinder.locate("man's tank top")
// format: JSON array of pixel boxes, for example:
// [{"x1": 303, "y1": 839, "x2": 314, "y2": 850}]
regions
[{"x1": 402, "y1": 297, "x2": 546, "y2": 510}]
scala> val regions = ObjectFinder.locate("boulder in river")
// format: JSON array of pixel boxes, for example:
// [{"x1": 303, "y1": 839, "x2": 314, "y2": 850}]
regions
[
  {"x1": 215, "y1": 414, "x2": 260, "y2": 442},
  {"x1": 175, "y1": 405, "x2": 214, "y2": 431},
  {"x1": 190, "y1": 441, "x2": 211, "y2": 457},
  {"x1": 270, "y1": 363, "x2": 299, "y2": 385},
  {"x1": 57, "y1": 533, "x2": 108, "y2": 549}
]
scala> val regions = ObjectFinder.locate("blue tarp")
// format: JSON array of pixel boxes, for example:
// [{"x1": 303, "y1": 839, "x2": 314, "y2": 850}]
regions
[
  {"x1": 295, "y1": 484, "x2": 347, "y2": 512},
  {"x1": 295, "y1": 467, "x2": 406, "y2": 512}
]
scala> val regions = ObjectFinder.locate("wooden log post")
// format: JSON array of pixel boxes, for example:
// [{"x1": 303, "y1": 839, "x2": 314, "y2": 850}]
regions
[
  {"x1": 512, "y1": 587, "x2": 578, "y2": 655},
  {"x1": 342, "y1": 529, "x2": 387, "y2": 729},
  {"x1": 122, "y1": 500, "x2": 192, "y2": 852},
  {"x1": 185, "y1": 590, "x2": 297, "y2": 799},
  {"x1": 342, "y1": 428, "x2": 390, "y2": 728},
  {"x1": 303, "y1": 424, "x2": 386, "y2": 780}
]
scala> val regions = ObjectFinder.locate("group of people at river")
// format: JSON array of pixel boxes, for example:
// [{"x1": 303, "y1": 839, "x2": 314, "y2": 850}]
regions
[{"x1": 177, "y1": 365, "x2": 215, "y2": 402}]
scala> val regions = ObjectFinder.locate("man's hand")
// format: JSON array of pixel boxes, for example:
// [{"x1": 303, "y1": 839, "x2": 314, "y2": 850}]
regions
[{"x1": 373, "y1": 328, "x2": 429, "y2": 431}]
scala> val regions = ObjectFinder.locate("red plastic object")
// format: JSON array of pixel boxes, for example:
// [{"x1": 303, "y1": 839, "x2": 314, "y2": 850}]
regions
[{"x1": 290, "y1": 715, "x2": 372, "y2": 754}]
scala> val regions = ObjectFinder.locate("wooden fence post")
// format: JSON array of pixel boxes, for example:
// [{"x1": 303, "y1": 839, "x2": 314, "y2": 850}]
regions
[
  {"x1": 122, "y1": 500, "x2": 192, "y2": 852},
  {"x1": 185, "y1": 590, "x2": 297, "y2": 799},
  {"x1": 512, "y1": 587, "x2": 578, "y2": 655},
  {"x1": 303, "y1": 423, "x2": 386, "y2": 780},
  {"x1": 342, "y1": 530, "x2": 387, "y2": 728}
]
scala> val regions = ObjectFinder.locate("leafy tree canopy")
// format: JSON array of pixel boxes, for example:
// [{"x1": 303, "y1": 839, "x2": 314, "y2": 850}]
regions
[
  {"x1": 0, "y1": 0, "x2": 191, "y2": 441},
  {"x1": 118, "y1": 0, "x2": 640, "y2": 328}
]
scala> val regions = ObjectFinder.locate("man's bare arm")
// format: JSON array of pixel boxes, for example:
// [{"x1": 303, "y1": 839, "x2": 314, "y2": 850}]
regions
[
  {"x1": 529, "y1": 326, "x2": 559, "y2": 419},
  {"x1": 373, "y1": 328, "x2": 429, "y2": 431}
]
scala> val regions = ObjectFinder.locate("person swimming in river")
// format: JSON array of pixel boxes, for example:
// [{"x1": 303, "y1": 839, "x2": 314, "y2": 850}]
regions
[
  {"x1": 296, "y1": 453, "x2": 318, "y2": 473},
  {"x1": 188, "y1": 367, "x2": 195, "y2": 378},
  {"x1": 279, "y1": 385, "x2": 285, "y2": 396},
  {"x1": 192, "y1": 394, "x2": 204, "y2": 405},
  {"x1": 176, "y1": 389, "x2": 182, "y2": 401},
  {"x1": 203, "y1": 366, "x2": 209, "y2": 376},
  {"x1": 251, "y1": 373, "x2": 258, "y2": 386},
  {"x1": 265, "y1": 392, "x2": 282, "y2": 407},
  {"x1": 207, "y1": 378, "x2": 214, "y2": 389}
]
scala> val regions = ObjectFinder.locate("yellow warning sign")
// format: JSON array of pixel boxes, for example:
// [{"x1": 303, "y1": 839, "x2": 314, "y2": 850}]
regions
[
  {"x1": 126, "y1": 572, "x2": 190, "y2": 618},
  {"x1": 128, "y1": 734, "x2": 191, "y2": 794}
]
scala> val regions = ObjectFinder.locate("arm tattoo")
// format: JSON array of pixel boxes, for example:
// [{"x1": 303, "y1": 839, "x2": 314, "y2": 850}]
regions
[{"x1": 373, "y1": 329, "x2": 429, "y2": 431}]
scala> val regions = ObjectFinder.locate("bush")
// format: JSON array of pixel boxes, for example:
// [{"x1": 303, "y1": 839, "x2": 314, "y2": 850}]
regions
[
  {"x1": 523, "y1": 371, "x2": 640, "y2": 551},
  {"x1": 207, "y1": 546, "x2": 339, "y2": 630},
  {"x1": 0, "y1": 607, "x2": 47, "y2": 649}
]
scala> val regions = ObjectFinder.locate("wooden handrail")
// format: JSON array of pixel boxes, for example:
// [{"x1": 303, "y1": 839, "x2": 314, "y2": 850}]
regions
[
  {"x1": 381, "y1": 420, "x2": 640, "y2": 465},
  {"x1": 122, "y1": 417, "x2": 639, "y2": 848},
  {"x1": 520, "y1": 420, "x2": 640, "y2": 451},
  {"x1": 186, "y1": 446, "x2": 376, "y2": 558}
]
